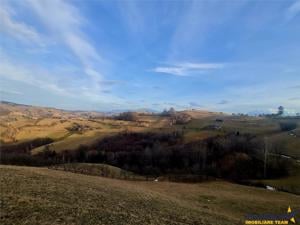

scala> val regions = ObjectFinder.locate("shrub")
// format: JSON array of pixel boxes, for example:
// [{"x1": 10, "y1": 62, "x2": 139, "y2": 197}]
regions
[
  {"x1": 115, "y1": 112, "x2": 139, "y2": 121},
  {"x1": 279, "y1": 121, "x2": 297, "y2": 131},
  {"x1": 0, "y1": 153, "x2": 55, "y2": 166}
]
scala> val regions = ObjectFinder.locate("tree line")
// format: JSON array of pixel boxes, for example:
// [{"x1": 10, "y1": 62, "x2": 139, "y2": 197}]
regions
[{"x1": 0, "y1": 132, "x2": 290, "y2": 181}]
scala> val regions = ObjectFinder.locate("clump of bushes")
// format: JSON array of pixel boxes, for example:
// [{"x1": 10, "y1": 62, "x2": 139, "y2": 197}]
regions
[
  {"x1": 66, "y1": 123, "x2": 90, "y2": 133},
  {"x1": 171, "y1": 113, "x2": 192, "y2": 124},
  {"x1": 279, "y1": 121, "x2": 297, "y2": 131},
  {"x1": 0, "y1": 137, "x2": 54, "y2": 154},
  {"x1": 115, "y1": 112, "x2": 139, "y2": 121},
  {"x1": 0, "y1": 153, "x2": 55, "y2": 166}
]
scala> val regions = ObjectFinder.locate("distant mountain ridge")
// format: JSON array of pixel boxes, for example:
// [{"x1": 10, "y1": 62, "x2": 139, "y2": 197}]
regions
[
  {"x1": 0, "y1": 100, "x2": 227, "y2": 119},
  {"x1": 0, "y1": 100, "x2": 105, "y2": 118},
  {"x1": 0, "y1": 100, "x2": 159, "y2": 115}
]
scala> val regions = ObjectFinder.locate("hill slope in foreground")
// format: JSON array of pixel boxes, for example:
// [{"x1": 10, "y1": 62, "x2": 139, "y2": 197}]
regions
[{"x1": 1, "y1": 165, "x2": 299, "y2": 225}]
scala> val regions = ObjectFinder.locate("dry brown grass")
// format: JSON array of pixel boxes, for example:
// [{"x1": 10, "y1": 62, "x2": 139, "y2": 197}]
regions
[
  {"x1": 0, "y1": 103, "x2": 170, "y2": 149},
  {"x1": 181, "y1": 110, "x2": 224, "y2": 119},
  {"x1": 1, "y1": 165, "x2": 299, "y2": 225}
]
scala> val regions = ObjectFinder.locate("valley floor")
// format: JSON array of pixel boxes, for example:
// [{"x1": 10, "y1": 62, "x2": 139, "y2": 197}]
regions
[{"x1": 1, "y1": 165, "x2": 299, "y2": 225}]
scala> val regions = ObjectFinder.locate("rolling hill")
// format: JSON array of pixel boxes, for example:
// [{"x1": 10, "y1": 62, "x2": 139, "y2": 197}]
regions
[
  {"x1": 0, "y1": 101, "x2": 225, "y2": 151},
  {"x1": 1, "y1": 165, "x2": 299, "y2": 225},
  {"x1": 1, "y1": 101, "x2": 299, "y2": 196}
]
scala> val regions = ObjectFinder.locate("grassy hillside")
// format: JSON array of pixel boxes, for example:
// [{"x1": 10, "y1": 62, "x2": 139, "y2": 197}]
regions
[
  {"x1": 2, "y1": 101, "x2": 299, "y2": 159},
  {"x1": 180, "y1": 116, "x2": 300, "y2": 158},
  {"x1": 252, "y1": 161, "x2": 300, "y2": 194},
  {"x1": 1, "y1": 102, "x2": 299, "y2": 198},
  {"x1": 1, "y1": 165, "x2": 299, "y2": 225},
  {"x1": 50, "y1": 163, "x2": 146, "y2": 180}
]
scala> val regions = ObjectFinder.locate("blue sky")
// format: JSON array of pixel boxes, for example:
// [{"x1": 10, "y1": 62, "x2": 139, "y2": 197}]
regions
[{"x1": 0, "y1": 0, "x2": 299, "y2": 113}]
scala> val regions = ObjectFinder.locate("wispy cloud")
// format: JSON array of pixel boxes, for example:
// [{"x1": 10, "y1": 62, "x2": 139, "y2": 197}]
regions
[
  {"x1": 1, "y1": 0, "x2": 106, "y2": 89},
  {"x1": 26, "y1": 0, "x2": 104, "y2": 85},
  {"x1": 152, "y1": 62, "x2": 225, "y2": 76},
  {"x1": 179, "y1": 62, "x2": 224, "y2": 70},
  {"x1": 0, "y1": 90, "x2": 23, "y2": 96},
  {"x1": 99, "y1": 80, "x2": 125, "y2": 86},
  {"x1": 0, "y1": 56, "x2": 71, "y2": 97},
  {"x1": 168, "y1": 1, "x2": 246, "y2": 61},
  {"x1": 286, "y1": 0, "x2": 300, "y2": 20},
  {"x1": 118, "y1": 1, "x2": 144, "y2": 35},
  {"x1": 0, "y1": 3, "x2": 43, "y2": 45},
  {"x1": 152, "y1": 103, "x2": 161, "y2": 107},
  {"x1": 218, "y1": 100, "x2": 229, "y2": 105},
  {"x1": 189, "y1": 102, "x2": 202, "y2": 107},
  {"x1": 153, "y1": 66, "x2": 186, "y2": 76},
  {"x1": 289, "y1": 97, "x2": 300, "y2": 101},
  {"x1": 0, "y1": 53, "x2": 124, "y2": 106},
  {"x1": 1, "y1": 1, "x2": 299, "y2": 112}
]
